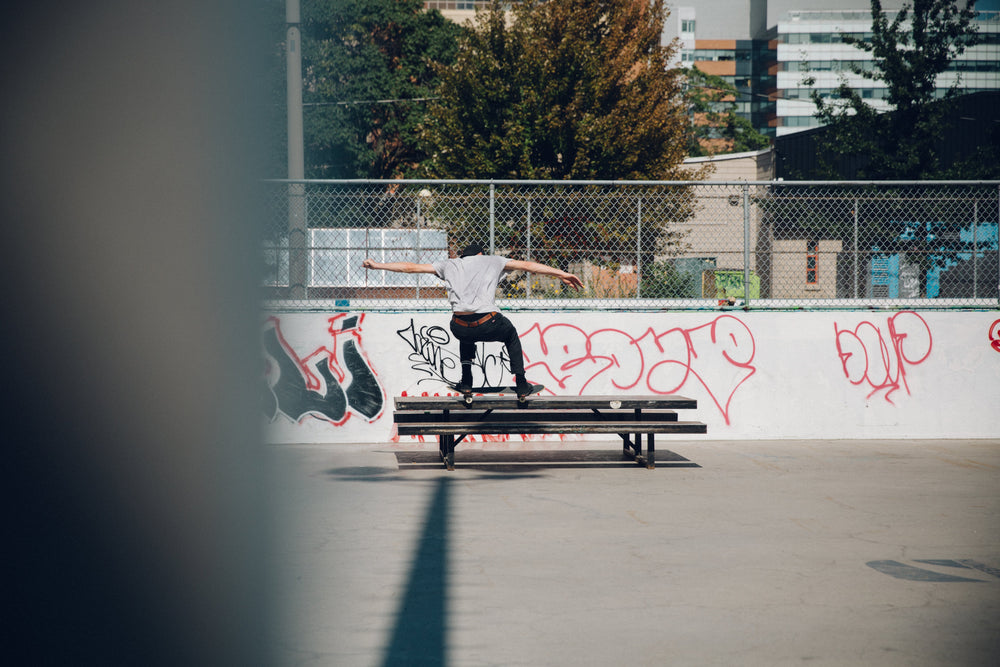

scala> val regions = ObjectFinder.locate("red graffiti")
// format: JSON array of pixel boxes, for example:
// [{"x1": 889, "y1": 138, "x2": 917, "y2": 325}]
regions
[
  {"x1": 518, "y1": 315, "x2": 756, "y2": 425},
  {"x1": 990, "y1": 319, "x2": 1000, "y2": 353},
  {"x1": 834, "y1": 311, "x2": 932, "y2": 405}
]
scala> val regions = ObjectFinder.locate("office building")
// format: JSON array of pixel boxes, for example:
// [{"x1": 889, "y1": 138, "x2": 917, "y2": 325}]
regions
[{"x1": 664, "y1": 0, "x2": 1000, "y2": 137}]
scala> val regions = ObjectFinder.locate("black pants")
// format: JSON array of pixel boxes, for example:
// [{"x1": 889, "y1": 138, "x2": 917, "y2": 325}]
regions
[{"x1": 449, "y1": 312, "x2": 525, "y2": 383}]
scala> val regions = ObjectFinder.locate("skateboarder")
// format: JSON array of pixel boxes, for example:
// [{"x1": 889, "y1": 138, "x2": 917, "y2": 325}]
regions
[{"x1": 362, "y1": 243, "x2": 583, "y2": 397}]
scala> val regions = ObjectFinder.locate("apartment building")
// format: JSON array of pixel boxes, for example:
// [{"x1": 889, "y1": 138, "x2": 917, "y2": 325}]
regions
[
  {"x1": 772, "y1": 6, "x2": 1000, "y2": 135},
  {"x1": 665, "y1": 0, "x2": 1000, "y2": 137},
  {"x1": 422, "y1": 1, "x2": 482, "y2": 24}
]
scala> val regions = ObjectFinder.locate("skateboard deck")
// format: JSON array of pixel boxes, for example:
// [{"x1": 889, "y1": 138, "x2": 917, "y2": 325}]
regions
[{"x1": 447, "y1": 383, "x2": 544, "y2": 405}]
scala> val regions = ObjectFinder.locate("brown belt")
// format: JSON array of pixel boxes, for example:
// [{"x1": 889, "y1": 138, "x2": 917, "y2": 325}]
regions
[{"x1": 452, "y1": 312, "x2": 497, "y2": 327}]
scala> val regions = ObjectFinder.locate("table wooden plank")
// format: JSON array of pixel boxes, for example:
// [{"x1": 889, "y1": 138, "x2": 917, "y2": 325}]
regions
[
  {"x1": 396, "y1": 420, "x2": 707, "y2": 436},
  {"x1": 394, "y1": 394, "x2": 698, "y2": 411},
  {"x1": 393, "y1": 409, "x2": 679, "y2": 423}
]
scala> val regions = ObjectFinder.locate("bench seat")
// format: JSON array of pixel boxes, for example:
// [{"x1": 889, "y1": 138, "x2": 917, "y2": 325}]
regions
[
  {"x1": 392, "y1": 393, "x2": 707, "y2": 470},
  {"x1": 393, "y1": 408, "x2": 679, "y2": 424},
  {"x1": 394, "y1": 394, "x2": 698, "y2": 411},
  {"x1": 397, "y1": 420, "x2": 705, "y2": 437}
]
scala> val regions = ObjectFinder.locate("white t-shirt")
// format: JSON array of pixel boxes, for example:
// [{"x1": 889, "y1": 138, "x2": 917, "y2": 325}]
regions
[{"x1": 432, "y1": 255, "x2": 510, "y2": 313}]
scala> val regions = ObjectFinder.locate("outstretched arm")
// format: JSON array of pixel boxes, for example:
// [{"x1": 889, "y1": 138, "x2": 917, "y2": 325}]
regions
[
  {"x1": 505, "y1": 259, "x2": 584, "y2": 291},
  {"x1": 362, "y1": 258, "x2": 436, "y2": 274}
]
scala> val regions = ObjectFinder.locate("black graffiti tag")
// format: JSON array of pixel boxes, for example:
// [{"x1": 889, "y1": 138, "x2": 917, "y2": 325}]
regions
[
  {"x1": 396, "y1": 320, "x2": 458, "y2": 383},
  {"x1": 395, "y1": 319, "x2": 512, "y2": 387}
]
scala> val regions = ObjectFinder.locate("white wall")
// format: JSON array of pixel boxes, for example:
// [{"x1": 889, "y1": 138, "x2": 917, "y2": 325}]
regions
[{"x1": 263, "y1": 310, "x2": 1000, "y2": 445}]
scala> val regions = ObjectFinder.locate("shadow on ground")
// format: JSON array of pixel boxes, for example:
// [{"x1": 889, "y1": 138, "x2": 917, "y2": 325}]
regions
[
  {"x1": 381, "y1": 476, "x2": 450, "y2": 666},
  {"x1": 394, "y1": 448, "x2": 700, "y2": 472}
]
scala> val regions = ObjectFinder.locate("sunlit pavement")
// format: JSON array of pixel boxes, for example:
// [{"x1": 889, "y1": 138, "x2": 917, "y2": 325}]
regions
[{"x1": 268, "y1": 439, "x2": 1000, "y2": 666}]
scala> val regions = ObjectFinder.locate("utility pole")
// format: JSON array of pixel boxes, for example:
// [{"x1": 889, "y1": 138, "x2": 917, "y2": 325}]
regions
[{"x1": 286, "y1": 0, "x2": 307, "y2": 298}]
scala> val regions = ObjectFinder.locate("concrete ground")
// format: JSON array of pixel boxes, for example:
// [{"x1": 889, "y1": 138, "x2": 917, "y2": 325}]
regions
[{"x1": 267, "y1": 439, "x2": 1000, "y2": 666}]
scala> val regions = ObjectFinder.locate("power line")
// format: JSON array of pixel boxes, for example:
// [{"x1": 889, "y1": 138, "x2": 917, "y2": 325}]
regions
[
  {"x1": 303, "y1": 97, "x2": 440, "y2": 107},
  {"x1": 681, "y1": 83, "x2": 778, "y2": 102}
]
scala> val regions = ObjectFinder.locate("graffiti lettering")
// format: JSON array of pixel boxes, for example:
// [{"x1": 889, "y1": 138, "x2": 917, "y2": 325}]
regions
[
  {"x1": 519, "y1": 316, "x2": 756, "y2": 425},
  {"x1": 396, "y1": 320, "x2": 458, "y2": 383},
  {"x1": 396, "y1": 320, "x2": 512, "y2": 388},
  {"x1": 393, "y1": 316, "x2": 756, "y2": 424},
  {"x1": 263, "y1": 314, "x2": 385, "y2": 425},
  {"x1": 990, "y1": 319, "x2": 1000, "y2": 353},
  {"x1": 834, "y1": 311, "x2": 932, "y2": 404}
]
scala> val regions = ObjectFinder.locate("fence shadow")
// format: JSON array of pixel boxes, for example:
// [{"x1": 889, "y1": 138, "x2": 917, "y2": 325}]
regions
[{"x1": 395, "y1": 449, "x2": 700, "y2": 472}]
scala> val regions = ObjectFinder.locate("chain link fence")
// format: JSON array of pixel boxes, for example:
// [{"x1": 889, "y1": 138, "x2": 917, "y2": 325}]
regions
[{"x1": 261, "y1": 180, "x2": 1000, "y2": 311}]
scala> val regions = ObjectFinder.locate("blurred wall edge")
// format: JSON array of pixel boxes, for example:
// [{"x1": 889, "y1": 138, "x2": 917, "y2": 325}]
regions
[{"x1": 1, "y1": 2, "x2": 275, "y2": 665}]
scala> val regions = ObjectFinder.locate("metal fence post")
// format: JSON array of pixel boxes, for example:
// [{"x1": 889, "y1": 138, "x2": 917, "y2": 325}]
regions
[
  {"x1": 972, "y1": 200, "x2": 978, "y2": 299},
  {"x1": 743, "y1": 184, "x2": 751, "y2": 308},
  {"x1": 415, "y1": 195, "x2": 422, "y2": 299},
  {"x1": 853, "y1": 198, "x2": 859, "y2": 299},
  {"x1": 489, "y1": 182, "x2": 495, "y2": 254},
  {"x1": 526, "y1": 198, "x2": 533, "y2": 298},
  {"x1": 636, "y1": 195, "x2": 642, "y2": 299}
]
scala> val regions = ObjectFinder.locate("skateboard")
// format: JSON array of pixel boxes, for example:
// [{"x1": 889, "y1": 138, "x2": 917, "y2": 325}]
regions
[{"x1": 447, "y1": 383, "x2": 544, "y2": 405}]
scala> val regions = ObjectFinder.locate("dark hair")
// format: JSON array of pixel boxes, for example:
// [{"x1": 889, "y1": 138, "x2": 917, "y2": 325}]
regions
[{"x1": 460, "y1": 243, "x2": 484, "y2": 258}]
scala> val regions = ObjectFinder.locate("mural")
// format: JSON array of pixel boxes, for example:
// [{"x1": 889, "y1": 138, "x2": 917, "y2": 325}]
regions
[
  {"x1": 262, "y1": 314, "x2": 385, "y2": 425},
  {"x1": 990, "y1": 319, "x2": 1000, "y2": 353}
]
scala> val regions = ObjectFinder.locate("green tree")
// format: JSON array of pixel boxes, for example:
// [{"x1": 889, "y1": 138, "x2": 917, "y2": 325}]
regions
[
  {"x1": 301, "y1": 0, "x2": 461, "y2": 178},
  {"x1": 806, "y1": 0, "x2": 980, "y2": 179},
  {"x1": 420, "y1": 0, "x2": 693, "y2": 181},
  {"x1": 680, "y1": 66, "x2": 770, "y2": 157},
  {"x1": 416, "y1": 1, "x2": 701, "y2": 282}
]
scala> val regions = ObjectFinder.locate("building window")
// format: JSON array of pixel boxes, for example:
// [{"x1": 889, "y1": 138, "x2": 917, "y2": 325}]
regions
[
  {"x1": 303, "y1": 228, "x2": 447, "y2": 287},
  {"x1": 806, "y1": 240, "x2": 818, "y2": 284},
  {"x1": 681, "y1": 19, "x2": 696, "y2": 33}
]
